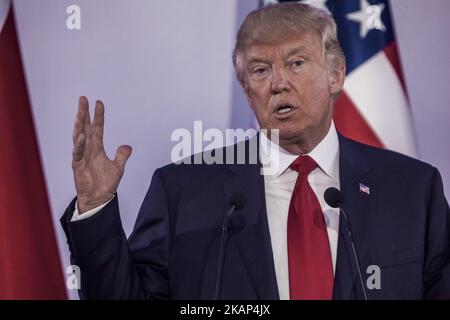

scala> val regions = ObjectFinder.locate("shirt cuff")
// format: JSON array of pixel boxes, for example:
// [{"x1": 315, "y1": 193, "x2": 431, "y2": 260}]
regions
[{"x1": 71, "y1": 195, "x2": 115, "y2": 222}]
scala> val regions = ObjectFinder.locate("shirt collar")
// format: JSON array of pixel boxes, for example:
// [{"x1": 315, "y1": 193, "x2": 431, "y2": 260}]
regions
[{"x1": 260, "y1": 121, "x2": 340, "y2": 181}]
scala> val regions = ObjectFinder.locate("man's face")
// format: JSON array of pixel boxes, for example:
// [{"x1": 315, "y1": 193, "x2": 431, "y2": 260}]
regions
[{"x1": 239, "y1": 32, "x2": 344, "y2": 153}]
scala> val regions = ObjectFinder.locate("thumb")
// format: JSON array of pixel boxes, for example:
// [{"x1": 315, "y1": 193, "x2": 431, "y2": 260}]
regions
[{"x1": 115, "y1": 145, "x2": 133, "y2": 169}]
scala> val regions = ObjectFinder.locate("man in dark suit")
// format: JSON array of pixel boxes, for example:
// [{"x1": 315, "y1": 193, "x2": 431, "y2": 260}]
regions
[{"x1": 62, "y1": 3, "x2": 450, "y2": 299}]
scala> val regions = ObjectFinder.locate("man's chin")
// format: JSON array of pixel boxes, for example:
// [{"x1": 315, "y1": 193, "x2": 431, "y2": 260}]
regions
[
  {"x1": 277, "y1": 126, "x2": 306, "y2": 141},
  {"x1": 260, "y1": 121, "x2": 308, "y2": 141}
]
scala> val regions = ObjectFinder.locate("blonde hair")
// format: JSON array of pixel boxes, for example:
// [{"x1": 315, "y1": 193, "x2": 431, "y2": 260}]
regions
[{"x1": 233, "y1": 2, "x2": 346, "y2": 84}]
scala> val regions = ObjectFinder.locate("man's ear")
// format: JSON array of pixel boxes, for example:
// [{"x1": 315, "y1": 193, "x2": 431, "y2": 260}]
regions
[{"x1": 329, "y1": 64, "x2": 346, "y2": 95}]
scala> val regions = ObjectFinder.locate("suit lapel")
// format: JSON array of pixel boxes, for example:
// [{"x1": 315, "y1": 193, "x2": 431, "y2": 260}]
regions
[
  {"x1": 221, "y1": 137, "x2": 279, "y2": 300},
  {"x1": 333, "y1": 134, "x2": 374, "y2": 300}
]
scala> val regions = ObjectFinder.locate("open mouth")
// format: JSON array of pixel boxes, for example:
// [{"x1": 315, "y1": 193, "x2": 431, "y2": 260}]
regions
[{"x1": 274, "y1": 104, "x2": 296, "y2": 116}]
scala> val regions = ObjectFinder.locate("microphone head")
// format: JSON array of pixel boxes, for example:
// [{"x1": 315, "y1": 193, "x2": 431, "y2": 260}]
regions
[
  {"x1": 324, "y1": 187, "x2": 343, "y2": 208},
  {"x1": 229, "y1": 192, "x2": 247, "y2": 210}
]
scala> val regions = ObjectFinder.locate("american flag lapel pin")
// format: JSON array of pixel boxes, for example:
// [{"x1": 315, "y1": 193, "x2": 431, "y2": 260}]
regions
[{"x1": 359, "y1": 183, "x2": 370, "y2": 195}]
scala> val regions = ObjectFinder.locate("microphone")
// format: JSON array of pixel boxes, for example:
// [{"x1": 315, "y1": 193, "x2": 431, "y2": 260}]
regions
[
  {"x1": 214, "y1": 192, "x2": 247, "y2": 300},
  {"x1": 324, "y1": 187, "x2": 368, "y2": 300}
]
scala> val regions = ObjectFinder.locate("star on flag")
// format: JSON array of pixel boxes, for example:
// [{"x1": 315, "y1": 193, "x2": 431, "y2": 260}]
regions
[{"x1": 346, "y1": 0, "x2": 387, "y2": 38}]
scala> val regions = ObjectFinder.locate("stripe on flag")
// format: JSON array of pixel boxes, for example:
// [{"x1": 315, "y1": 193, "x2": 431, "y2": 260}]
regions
[{"x1": 343, "y1": 47, "x2": 415, "y2": 156}]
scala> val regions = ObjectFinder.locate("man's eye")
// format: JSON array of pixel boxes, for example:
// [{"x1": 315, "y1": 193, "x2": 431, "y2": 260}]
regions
[
  {"x1": 292, "y1": 60, "x2": 305, "y2": 67},
  {"x1": 253, "y1": 67, "x2": 267, "y2": 74}
]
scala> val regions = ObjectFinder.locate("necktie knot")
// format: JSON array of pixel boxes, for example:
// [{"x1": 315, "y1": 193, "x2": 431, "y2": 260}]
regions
[{"x1": 290, "y1": 155, "x2": 317, "y2": 176}]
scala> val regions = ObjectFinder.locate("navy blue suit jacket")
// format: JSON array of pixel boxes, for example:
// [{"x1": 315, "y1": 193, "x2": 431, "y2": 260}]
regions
[{"x1": 61, "y1": 134, "x2": 450, "y2": 299}]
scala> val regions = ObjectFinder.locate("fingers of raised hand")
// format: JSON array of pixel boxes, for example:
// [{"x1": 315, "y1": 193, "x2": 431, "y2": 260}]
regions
[
  {"x1": 73, "y1": 96, "x2": 91, "y2": 145},
  {"x1": 72, "y1": 133, "x2": 87, "y2": 164},
  {"x1": 91, "y1": 100, "x2": 105, "y2": 144},
  {"x1": 114, "y1": 145, "x2": 133, "y2": 169}
]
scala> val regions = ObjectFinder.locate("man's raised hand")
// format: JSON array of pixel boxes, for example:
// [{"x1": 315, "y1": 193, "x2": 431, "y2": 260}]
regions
[{"x1": 72, "y1": 97, "x2": 132, "y2": 213}]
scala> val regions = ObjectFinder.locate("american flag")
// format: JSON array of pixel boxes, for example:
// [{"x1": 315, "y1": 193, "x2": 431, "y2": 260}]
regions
[
  {"x1": 359, "y1": 183, "x2": 370, "y2": 195},
  {"x1": 261, "y1": 0, "x2": 416, "y2": 156}
]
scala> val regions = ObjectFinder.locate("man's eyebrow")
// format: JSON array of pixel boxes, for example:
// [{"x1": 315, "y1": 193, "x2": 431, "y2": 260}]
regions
[
  {"x1": 284, "y1": 46, "x2": 309, "y2": 58},
  {"x1": 245, "y1": 46, "x2": 310, "y2": 66},
  {"x1": 246, "y1": 57, "x2": 271, "y2": 66}
]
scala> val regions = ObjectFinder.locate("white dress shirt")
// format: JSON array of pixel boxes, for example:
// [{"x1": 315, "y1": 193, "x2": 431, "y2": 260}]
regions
[
  {"x1": 72, "y1": 122, "x2": 341, "y2": 300},
  {"x1": 260, "y1": 122, "x2": 340, "y2": 300},
  {"x1": 71, "y1": 197, "x2": 113, "y2": 221}
]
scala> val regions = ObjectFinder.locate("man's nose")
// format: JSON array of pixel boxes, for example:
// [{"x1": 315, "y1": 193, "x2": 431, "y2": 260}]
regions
[{"x1": 270, "y1": 68, "x2": 290, "y2": 95}]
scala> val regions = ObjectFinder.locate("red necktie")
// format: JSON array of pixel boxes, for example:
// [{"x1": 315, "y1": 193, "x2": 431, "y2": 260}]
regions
[{"x1": 287, "y1": 155, "x2": 334, "y2": 299}]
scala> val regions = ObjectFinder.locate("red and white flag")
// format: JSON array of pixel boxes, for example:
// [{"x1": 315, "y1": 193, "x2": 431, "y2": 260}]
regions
[{"x1": 0, "y1": 0, "x2": 66, "y2": 299}]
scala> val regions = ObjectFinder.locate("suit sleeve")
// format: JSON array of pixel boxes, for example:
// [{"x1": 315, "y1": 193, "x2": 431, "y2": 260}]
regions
[
  {"x1": 60, "y1": 168, "x2": 170, "y2": 299},
  {"x1": 423, "y1": 167, "x2": 450, "y2": 299}
]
